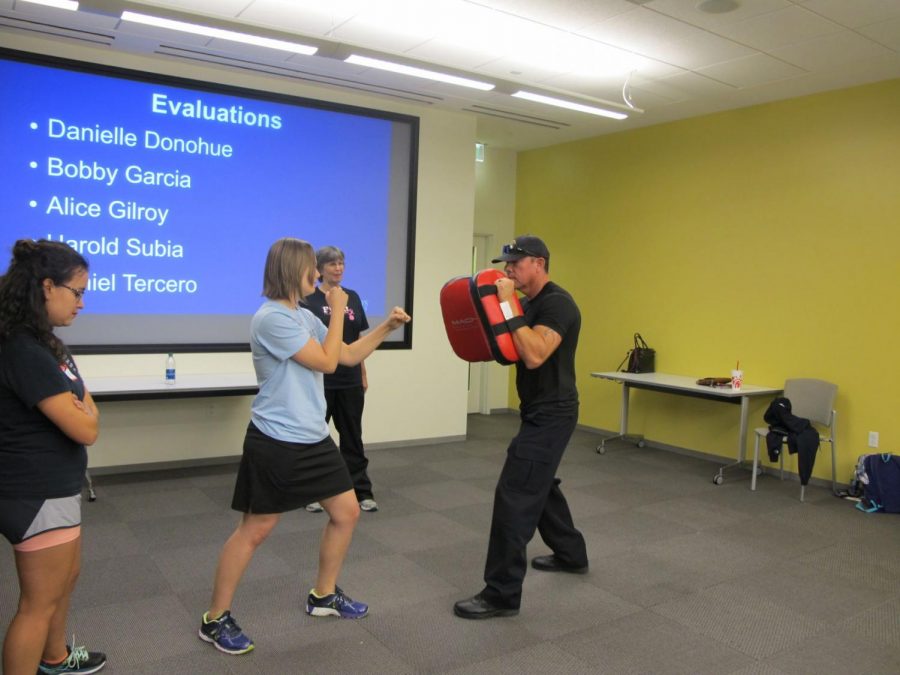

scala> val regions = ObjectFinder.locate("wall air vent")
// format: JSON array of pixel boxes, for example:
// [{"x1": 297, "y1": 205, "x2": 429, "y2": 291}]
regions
[{"x1": 464, "y1": 104, "x2": 570, "y2": 129}]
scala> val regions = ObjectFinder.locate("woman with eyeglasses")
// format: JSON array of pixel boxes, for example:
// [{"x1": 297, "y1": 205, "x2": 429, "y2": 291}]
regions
[
  {"x1": 0, "y1": 239, "x2": 106, "y2": 675},
  {"x1": 199, "y1": 238, "x2": 410, "y2": 655}
]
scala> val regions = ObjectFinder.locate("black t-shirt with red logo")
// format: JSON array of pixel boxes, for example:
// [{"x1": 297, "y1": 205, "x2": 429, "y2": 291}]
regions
[
  {"x1": 515, "y1": 281, "x2": 580, "y2": 417},
  {"x1": 304, "y1": 287, "x2": 370, "y2": 389},
  {"x1": 0, "y1": 331, "x2": 88, "y2": 498}
]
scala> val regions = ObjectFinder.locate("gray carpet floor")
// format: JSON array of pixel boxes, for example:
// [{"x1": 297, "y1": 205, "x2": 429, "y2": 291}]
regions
[{"x1": 1, "y1": 413, "x2": 898, "y2": 674}]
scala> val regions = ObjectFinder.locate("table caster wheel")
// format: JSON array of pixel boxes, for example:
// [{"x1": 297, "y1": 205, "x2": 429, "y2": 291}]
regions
[
  {"x1": 596, "y1": 445, "x2": 606, "y2": 455},
  {"x1": 713, "y1": 474, "x2": 724, "y2": 485},
  {"x1": 637, "y1": 440, "x2": 645, "y2": 448}
]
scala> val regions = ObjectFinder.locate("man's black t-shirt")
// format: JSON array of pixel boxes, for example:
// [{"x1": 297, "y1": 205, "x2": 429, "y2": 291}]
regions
[
  {"x1": 304, "y1": 287, "x2": 370, "y2": 389},
  {"x1": 0, "y1": 331, "x2": 88, "y2": 498},
  {"x1": 515, "y1": 281, "x2": 580, "y2": 416}
]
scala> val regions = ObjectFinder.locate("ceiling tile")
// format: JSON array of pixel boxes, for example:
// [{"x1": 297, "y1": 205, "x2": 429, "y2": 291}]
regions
[
  {"x1": 696, "y1": 52, "x2": 808, "y2": 88},
  {"x1": 647, "y1": 0, "x2": 792, "y2": 29},
  {"x1": 329, "y1": 3, "x2": 444, "y2": 54},
  {"x1": 658, "y1": 31, "x2": 757, "y2": 70},
  {"x1": 578, "y1": 5, "x2": 708, "y2": 54},
  {"x1": 640, "y1": 69, "x2": 736, "y2": 100},
  {"x1": 237, "y1": 0, "x2": 365, "y2": 37},
  {"x1": 714, "y1": 5, "x2": 844, "y2": 51},
  {"x1": 470, "y1": 55, "x2": 569, "y2": 83},
  {"x1": 857, "y1": 16, "x2": 900, "y2": 51},
  {"x1": 130, "y1": 0, "x2": 251, "y2": 17},
  {"x1": 540, "y1": 65, "x2": 680, "y2": 99},
  {"x1": 624, "y1": 83, "x2": 683, "y2": 108},
  {"x1": 532, "y1": 77, "x2": 631, "y2": 102},
  {"x1": 406, "y1": 38, "x2": 509, "y2": 71},
  {"x1": 800, "y1": 0, "x2": 900, "y2": 29},
  {"x1": 771, "y1": 30, "x2": 896, "y2": 71},
  {"x1": 471, "y1": 0, "x2": 637, "y2": 32}
]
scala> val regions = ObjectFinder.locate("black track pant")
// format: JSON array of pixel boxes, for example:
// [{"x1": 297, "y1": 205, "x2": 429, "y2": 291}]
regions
[
  {"x1": 482, "y1": 411, "x2": 587, "y2": 609},
  {"x1": 325, "y1": 386, "x2": 373, "y2": 501}
]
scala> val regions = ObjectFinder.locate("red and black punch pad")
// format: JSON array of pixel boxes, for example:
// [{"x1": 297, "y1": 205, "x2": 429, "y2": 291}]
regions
[{"x1": 439, "y1": 269, "x2": 523, "y2": 365}]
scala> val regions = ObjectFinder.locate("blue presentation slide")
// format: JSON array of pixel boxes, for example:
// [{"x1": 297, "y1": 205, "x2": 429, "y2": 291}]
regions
[{"x1": 1, "y1": 57, "x2": 394, "y2": 316}]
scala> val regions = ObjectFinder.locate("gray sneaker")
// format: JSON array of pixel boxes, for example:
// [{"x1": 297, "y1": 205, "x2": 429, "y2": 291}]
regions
[
  {"x1": 305, "y1": 502, "x2": 324, "y2": 513},
  {"x1": 359, "y1": 499, "x2": 378, "y2": 512}
]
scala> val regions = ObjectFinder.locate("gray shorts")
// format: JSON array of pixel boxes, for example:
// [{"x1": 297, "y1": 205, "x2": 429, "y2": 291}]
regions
[{"x1": 0, "y1": 494, "x2": 82, "y2": 546}]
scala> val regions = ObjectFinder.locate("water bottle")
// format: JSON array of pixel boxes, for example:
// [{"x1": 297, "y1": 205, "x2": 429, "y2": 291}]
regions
[{"x1": 165, "y1": 353, "x2": 176, "y2": 385}]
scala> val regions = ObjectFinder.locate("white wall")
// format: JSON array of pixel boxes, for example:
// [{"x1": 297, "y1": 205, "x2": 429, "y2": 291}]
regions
[
  {"x1": 474, "y1": 146, "x2": 517, "y2": 412},
  {"x1": 5, "y1": 34, "x2": 476, "y2": 469}
]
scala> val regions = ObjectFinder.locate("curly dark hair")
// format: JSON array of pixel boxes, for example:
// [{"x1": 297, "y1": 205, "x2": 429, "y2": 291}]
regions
[{"x1": 0, "y1": 239, "x2": 89, "y2": 360}]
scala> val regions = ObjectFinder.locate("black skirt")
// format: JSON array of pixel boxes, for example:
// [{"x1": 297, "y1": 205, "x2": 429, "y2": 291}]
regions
[{"x1": 231, "y1": 422, "x2": 353, "y2": 514}]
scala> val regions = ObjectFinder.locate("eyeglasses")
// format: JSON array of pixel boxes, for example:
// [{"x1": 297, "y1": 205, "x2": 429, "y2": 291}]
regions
[
  {"x1": 502, "y1": 242, "x2": 542, "y2": 258},
  {"x1": 58, "y1": 283, "x2": 87, "y2": 300}
]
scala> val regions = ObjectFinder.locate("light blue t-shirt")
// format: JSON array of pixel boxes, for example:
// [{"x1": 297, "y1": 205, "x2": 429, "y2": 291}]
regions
[{"x1": 250, "y1": 300, "x2": 329, "y2": 443}]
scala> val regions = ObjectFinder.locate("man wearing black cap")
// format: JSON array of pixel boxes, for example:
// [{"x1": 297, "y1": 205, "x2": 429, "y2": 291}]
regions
[{"x1": 454, "y1": 235, "x2": 588, "y2": 619}]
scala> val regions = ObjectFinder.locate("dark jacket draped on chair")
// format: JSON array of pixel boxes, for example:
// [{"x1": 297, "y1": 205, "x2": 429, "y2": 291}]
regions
[{"x1": 764, "y1": 397, "x2": 820, "y2": 486}]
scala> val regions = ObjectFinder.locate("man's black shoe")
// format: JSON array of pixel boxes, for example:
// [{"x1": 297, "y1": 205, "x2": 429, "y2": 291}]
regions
[
  {"x1": 453, "y1": 593, "x2": 519, "y2": 620},
  {"x1": 531, "y1": 555, "x2": 589, "y2": 574}
]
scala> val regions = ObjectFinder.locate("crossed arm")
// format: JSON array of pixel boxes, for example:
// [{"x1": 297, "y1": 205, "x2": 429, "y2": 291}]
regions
[{"x1": 37, "y1": 389, "x2": 100, "y2": 445}]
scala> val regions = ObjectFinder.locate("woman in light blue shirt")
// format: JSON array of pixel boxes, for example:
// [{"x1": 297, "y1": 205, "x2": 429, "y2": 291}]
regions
[{"x1": 199, "y1": 238, "x2": 410, "y2": 655}]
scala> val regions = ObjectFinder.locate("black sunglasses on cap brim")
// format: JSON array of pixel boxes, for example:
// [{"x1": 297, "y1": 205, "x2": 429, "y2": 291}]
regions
[{"x1": 501, "y1": 243, "x2": 542, "y2": 258}]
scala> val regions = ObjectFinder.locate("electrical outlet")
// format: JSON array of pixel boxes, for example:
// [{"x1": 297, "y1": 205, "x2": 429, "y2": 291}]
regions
[{"x1": 868, "y1": 431, "x2": 879, "y2": 448}]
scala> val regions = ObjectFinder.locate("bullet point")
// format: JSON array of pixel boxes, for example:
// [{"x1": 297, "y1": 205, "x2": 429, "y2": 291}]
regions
[
  {"x1": 30, "y1": 122, "x2": 38, "y2": 130},
  {"x1": 30, "y1": 161, "x2": 38, "y2": 169},
  {"x1": 29, "y1": 201, "x2": 37, "y2": 208}
]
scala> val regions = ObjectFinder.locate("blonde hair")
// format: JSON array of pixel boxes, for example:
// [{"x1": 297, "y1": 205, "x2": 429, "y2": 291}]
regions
[{"x1": 262, "y1": 238, "x2": 317, "y2": 302}]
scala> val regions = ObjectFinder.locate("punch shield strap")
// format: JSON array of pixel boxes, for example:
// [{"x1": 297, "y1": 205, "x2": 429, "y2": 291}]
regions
[{"x1": 439, "y1": 268, "x2": 523, "y2": 365}]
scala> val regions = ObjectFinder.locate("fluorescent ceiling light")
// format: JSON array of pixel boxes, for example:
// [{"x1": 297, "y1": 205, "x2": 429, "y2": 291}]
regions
[
  {"x1": 345, "y1": 54, "x2": 495, "y2": 91},
  {"x1": 21, "y1": 0, "x2": 78, "y2": 10},
  {"x1": 120, "y1": 11, "x2": 318, "y2": 55},
  {"x1": 511, "y1": 91, "x2": 627, "y2": 120}
]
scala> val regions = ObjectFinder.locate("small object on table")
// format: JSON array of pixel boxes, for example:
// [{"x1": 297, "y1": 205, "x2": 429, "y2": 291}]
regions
[{"x1": 696, "y1": 377, "x2": 732, "y2": 387}]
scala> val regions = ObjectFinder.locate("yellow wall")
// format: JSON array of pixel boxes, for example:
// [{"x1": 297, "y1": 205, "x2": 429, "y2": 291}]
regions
[{"x1": 515, "y1": 78, "x2": 900, "y2": 481}]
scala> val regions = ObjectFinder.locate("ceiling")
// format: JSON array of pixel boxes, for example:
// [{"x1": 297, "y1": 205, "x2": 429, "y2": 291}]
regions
[{"x1": 2, "y1": 0, "x2": 899, "y2": 150}]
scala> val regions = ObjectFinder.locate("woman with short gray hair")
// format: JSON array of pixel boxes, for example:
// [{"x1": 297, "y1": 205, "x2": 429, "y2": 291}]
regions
[{"x1": 304, "y1": 246, "x2": 378, "y2": 513}]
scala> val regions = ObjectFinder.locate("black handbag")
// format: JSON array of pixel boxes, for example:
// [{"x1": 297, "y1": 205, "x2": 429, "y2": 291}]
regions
[{"x1": 619, "y1": 333, "x2": 655, "y2": 373}]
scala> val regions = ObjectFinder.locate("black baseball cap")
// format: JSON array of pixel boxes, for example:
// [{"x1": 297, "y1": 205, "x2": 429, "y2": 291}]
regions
[{"x1": 491, "y1": 235, "x2": 550, "y2": 263}]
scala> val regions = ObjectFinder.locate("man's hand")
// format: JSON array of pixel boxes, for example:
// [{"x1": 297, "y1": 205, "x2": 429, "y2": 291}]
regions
[{"x1": 495, "y1": 277, "x2": 516, "y2": 303}]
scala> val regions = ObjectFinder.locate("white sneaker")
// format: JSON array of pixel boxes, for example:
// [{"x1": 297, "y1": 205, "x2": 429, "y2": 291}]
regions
[
  {"x1": 305, "y1": 502, "x2": 324, "y2": 513},
  {"x1": 359, "y1": 499, "x2": 378, "y2": 512}
]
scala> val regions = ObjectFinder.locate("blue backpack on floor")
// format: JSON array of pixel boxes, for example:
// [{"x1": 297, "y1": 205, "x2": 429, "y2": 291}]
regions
[{"x1": 856, "y1": 453, "x2": 900, "y2": 513}]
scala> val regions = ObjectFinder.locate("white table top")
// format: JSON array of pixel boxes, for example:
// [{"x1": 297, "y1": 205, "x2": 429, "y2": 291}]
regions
[
  {"x1": 85, "y1": 372, "x2": 258, "y2": 398},
  {"x1": 590, "y1": 371, "x2": 781, "y2": 398}
]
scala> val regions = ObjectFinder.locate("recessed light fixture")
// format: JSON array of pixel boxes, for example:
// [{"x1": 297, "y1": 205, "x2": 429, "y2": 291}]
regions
[
  {"x1": 120, "y1": 11, "x2": 318, "y2": 55},
  {"x1": 511, "y1": 91, "x2": 628, "y2": 120},
  {"x1": 21, "y1": 0, "x2": 78, "y2": 10},
  {"x1": 345, "y1": 54, "x2": 495, "y2": 91}
]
